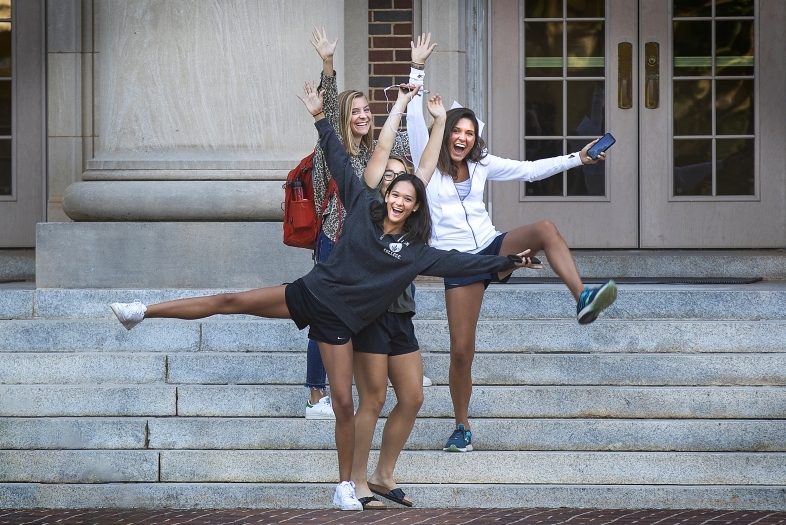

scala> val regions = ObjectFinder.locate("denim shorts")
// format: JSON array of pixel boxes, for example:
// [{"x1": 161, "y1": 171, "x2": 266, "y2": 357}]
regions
[{"x1": 443, "y1": 233, "x2": 511, "y2": 290}]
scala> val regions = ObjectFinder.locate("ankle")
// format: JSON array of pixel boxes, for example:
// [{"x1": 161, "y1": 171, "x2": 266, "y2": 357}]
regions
[{"x1": 309, "y1": 388, "x2": 326, "y2": 404}]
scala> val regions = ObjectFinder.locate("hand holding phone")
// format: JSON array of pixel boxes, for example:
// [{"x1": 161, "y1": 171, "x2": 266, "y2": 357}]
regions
[
  {"x1": 587, "y1": 133, "x2": 616, "y2": 160},
  {"x1": 508, "y1": 254, "x2": 542, "y2": 265}
]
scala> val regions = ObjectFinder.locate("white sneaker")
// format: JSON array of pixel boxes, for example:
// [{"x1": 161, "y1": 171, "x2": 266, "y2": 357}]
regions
[
  {"x1": 332, "y1": 480, "x2": 362, "y2": 511},
  {"x1": 110, "y1": 300, "x2": 147, "y2": 330},
  {"x1": 305, "y1": 395, "x2": 335, "y2": 420},
  {"x1": 422, "y1": 375, "x2": 433, "y2": 387}
]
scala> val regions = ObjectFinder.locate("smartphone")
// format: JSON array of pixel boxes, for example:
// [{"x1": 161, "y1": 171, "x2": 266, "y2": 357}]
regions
[
  {"x1": 587, "y1": 133, "x2": 616, "y2": 160},
  {"x1": 508, "y1": 254, "x2": 542, "y2": 265}
]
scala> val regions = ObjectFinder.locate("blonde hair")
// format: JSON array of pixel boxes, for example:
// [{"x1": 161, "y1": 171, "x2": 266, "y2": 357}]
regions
[{"x1": 337, "y1": 90, "x2": 374, "y2": 156}]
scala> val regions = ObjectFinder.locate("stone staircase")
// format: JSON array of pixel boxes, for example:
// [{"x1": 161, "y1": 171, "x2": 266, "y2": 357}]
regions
[{"x1": 1, "y1": 251, "x2": 786, "y2": 510}]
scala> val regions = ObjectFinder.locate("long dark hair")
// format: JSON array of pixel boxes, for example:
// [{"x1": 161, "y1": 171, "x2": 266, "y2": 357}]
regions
[
  {"x1": 369, "y1": 174, "x2": 432, "y2": 245},
  {"x1": 437, "y1": 107, "x2": 488, "y2": 179}
]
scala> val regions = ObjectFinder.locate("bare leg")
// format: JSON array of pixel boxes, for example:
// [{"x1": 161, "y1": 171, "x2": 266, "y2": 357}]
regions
[
  {"x1": 145, "y1": 286, "x2": 291, "y2": 319},
  {"x1": 351, "y1": 351, "x2": 389, "y2": 502},
  {"x1": 368, "y1": 350, "x2": 423, "y2": 498},
  {"x1": 497, "y1": 221, "x2": 584, "y2": 300},
  {"x1": 445, "y1": 281, "x2": 485, "y2": 430},
  {"x1": 319, "y1": 341, "x2": 356, "y2": 482}
]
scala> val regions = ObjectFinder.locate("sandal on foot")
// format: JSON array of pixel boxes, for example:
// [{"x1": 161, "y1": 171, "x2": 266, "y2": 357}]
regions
[
  {"x1": 367, "y1": 482, "x2": 413, "y2": 507},
  {"x1": 358, "y1": 496, "x2": 387, "y2": 510}
]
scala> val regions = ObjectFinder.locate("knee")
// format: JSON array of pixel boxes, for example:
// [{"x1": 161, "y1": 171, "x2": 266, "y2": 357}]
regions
[
  {"x1": 213, "y1": 293, "x2": 237, "y2": 311},
  {"x1": 535, "y1": 220, "x2": 561, "y2": 240},
  {"x1": 399, "y1": 390, "x2": 424, "y2": 413},
  {"x1": 331, "y1": 393, "x2": 355, "y2": 420},
  {"x1": 358, "y1": 388, "x2": 387, "y2": 415},
  {"x1": 450, "y1": 346, "x2": 475, "y2": 370}
]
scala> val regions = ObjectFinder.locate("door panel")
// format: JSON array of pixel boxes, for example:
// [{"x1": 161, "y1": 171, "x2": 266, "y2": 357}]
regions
[
  {"x1": 0, "y1": 0, "x2": 44, "y2": 248},
  {"x1": 489, "y1": 0, "x2": 639, "y2": 248},
  {"x1": 640, "y1": 0, "x2": 786, "y2": 247},
  {"x1": 488, "y1": 0, "x2": 785, "y2": 249}
]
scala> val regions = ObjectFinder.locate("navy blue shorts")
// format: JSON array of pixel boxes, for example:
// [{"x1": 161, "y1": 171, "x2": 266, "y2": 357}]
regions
[
  {"x1": 352, "y1": 311, "x2": 419, "y2": 356},
  {"x1": 444, "y1": 232, "x2": 512, "y2": 290},
  {"x1": 284, "y1": 279, "x2": 353, "y2": 345}
]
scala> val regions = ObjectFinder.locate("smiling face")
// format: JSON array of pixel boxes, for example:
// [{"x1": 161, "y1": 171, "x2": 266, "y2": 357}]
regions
[
  {"x1": 384, "y1": 179, "x2": 420, "y2": 229},
  {"x1": 349, "y1": 96, "x2": 372, "y2": 141},
  {"x1": 448, "y1": 118, "x2": 477, "y2": 164}
]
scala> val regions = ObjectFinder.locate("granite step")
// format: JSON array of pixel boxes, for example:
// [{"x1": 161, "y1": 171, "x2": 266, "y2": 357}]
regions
[
  {"x1": 5, "y1": 417, "x2": 784, "y2": 452},
  {"x1": 2, "y1": 482, "x2": 784, "y2": 510},
  {"x1": 2, "y1": 318, "x2": 785, "y2": 353},
  {"x1": 2, "y1": 282, "x2": 785, "y2": 321},
  {"x1": 4, "y1": 449, "x2": 784, "y2": 485},
  {"x1": 3, "y1": 384, "x2": 783, "y2": 419},
  {"x1": 3, "y1": 352, "x2": 783, "y2": 386}
]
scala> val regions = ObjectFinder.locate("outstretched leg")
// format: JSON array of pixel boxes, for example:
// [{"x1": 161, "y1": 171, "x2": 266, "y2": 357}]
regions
[
  {"x1": 498, "y1": 220, "x2": 584, "y2": 300},
  {"x1": 145, "y1": 286, "x2": 291, "y2": 320}
]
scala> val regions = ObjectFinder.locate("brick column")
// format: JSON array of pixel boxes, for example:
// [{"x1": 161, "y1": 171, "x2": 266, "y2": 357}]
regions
[{"x1": 368, "y1": 0, "x2": 414, "y2": 139}]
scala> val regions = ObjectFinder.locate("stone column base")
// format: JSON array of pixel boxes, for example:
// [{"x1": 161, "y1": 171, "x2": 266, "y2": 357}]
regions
[{"x1": 36, "y1": 223, "x2": 313, "y2": 289}]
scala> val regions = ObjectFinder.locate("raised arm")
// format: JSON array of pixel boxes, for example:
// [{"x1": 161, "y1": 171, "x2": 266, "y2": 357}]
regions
[
  {"x1": 310, "y1": 26, "x2": 338, "y2": 77},
  {"x1": 310, "y1": 27, "x2": 341, "y2": 129},
  {"x1": 416, "y1": 94, "x2": 446, "y2": 184},
  {"x1": 364, "y1": 85, "x2": 419, "y2": 189},
  {"x1": 406, "y1": 33, "x2": 436, "y2": 167}
]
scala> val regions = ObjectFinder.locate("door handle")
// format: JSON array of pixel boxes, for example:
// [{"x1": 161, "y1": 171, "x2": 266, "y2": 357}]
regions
[
  {"x1": 618, "y1": 42, "x2": 632, "y2": 109},
  {"x1": 645, "y1": 42, "x2": 659, "y2": 109}
]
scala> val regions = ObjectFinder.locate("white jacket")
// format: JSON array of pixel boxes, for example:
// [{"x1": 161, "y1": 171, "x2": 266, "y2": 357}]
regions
[{"x1": 407, "y1": 67, "x2": 584, "y2": 251}]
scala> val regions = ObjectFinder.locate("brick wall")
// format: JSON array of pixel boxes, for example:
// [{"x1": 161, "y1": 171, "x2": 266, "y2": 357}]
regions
[{"x1": 368, "y1": 0, "x2": 414, "y2": 139}]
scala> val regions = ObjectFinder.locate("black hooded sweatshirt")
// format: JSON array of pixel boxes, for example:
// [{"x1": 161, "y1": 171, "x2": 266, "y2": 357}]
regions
[{"x1": 300, "y1": 118, "x2": 516, "y2": 333}]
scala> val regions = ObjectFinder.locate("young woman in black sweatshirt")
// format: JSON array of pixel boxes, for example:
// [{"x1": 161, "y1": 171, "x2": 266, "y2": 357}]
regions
[{"x1": 109, "y1": 80, "x2": 534, "y2": 511}]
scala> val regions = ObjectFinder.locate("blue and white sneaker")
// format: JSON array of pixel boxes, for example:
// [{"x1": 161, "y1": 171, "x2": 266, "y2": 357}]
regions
[
  {"x1": 576, "y1": 280, "x2": 618, "y2": 324},
  {"x1": 443, "y1": 423, "x2": 473, "y2": 452}
]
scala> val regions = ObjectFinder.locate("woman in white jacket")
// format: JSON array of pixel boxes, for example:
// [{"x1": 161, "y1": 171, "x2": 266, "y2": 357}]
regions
[{"x1": 407, "y1": 34, "x2": 618, "y2": 453}]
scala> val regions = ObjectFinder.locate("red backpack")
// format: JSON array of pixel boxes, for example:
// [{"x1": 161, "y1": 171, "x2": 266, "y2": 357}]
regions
[{"x1": 282, "y1": 151, "x2": 340, "y2": 250}]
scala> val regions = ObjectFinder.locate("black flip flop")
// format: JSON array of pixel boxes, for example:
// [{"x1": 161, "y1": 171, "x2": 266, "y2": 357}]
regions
[
  {"x1": 358, "y1": 496, "x2": 387, "y2": 510},
  {"x1": 367, "y1": 483, "x2": 413, "y2": 507}
]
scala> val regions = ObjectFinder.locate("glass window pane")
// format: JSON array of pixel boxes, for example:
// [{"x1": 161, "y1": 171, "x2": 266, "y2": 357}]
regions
[
  {"x1": 716, "y1": 79, "x2": 753, "y2": 135},
  {"x1": 716, "y1": 0, "x2": 753, "y2": 17},
  {"x1": 566, "y1": 0, "x2": 603, "y2": 18},
  {"x1": 0, "y1": 138, "x2": 10, "y2": 196},
  {"x1": 0, "y1": 1, "x2": 9, "y2": 20},
  {"x1": 0, "y1": 22, "x2": 10, "y2": 78},
  {"x1": 673, "y1": 0, "x2": 712, "y2": 17},
  {"x1": 566, "y1": 22, "x2": 604, "y2": 77},
  {"x1": 525, "y1": 0, "x2": 562, "y2": 18},
  {"x1": 716, "y1": 20, "x2": 754, "y2": 76},
  {"x1": 525, "y1": 140, "x2": 564, "y2": 197},
  {"x1": 525, "y1": 81, "x2": 563, "y2": 136},
  {"x1": 525, "y1": 22, "x2": 563, "y2": 77},
  {"x1": 0, "y1": 80, "x2": 9, "y2": 136},
  {"x1": 673, "y1": 21, "x2": 712, "y2": 76},
  {"x1": 566, "y1": 81, "x2": 604, "y2": 135},
  {"x1": 567, "y1": 139, "x2": 604, "y2": 196},
  {"x1": 674, "y1": 139, "x2": 713, "y2": 196},
  {"x1": 717, "y1": 139, "x2": 754, "y2": 195},
  {"x1": 673, "y1": 80, "x2": 712, "y2": 136}
]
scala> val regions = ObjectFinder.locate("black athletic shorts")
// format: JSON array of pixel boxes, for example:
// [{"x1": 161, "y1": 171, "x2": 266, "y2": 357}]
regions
[
  {"x1": 352, "y1": 310, "x2": 419, "y2": 356},
  {"x1": 284, "y1": 278, "x2": 353, "y2": 345}
]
